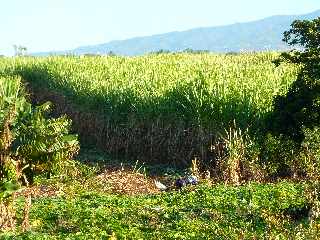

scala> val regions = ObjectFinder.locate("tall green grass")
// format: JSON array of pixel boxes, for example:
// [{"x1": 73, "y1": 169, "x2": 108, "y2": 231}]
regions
[
  {"x1": 0, "y1": 53, "x2": 298, "y2": 164},
  {"x1": 4, "y1": 53, "x2": 297, "y2": 128}
]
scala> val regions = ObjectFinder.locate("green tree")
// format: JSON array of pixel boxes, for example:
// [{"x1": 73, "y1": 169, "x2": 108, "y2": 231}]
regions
[{"x1": 270, "y1": 17, "x2": 320, "y2": 142}]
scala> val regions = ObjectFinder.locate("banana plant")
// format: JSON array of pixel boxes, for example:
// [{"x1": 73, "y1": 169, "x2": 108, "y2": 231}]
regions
[{"x1": 12, "y1": 101, "x2": 79, "y2": 184}]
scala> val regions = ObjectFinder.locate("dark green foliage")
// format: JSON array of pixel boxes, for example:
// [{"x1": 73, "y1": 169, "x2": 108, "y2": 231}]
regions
[
  {"x1": 260, "y1": 134, "x2": 299, "y2": 178},
  {"x1": 0, "y1": 76, "x2": 79, "y2": 188},
  {"x1": 302, "y1": 127, "x2": 320, "y2": 159},
  {"x1": 270, "y1": 17, "x2": 320, "y2": 142},
  {"x1": 299, "y1": 127, "x2": 320, "y2": 179},
  {"x1": 13, "y1": 101, "x2": 79, "y2": 184}
]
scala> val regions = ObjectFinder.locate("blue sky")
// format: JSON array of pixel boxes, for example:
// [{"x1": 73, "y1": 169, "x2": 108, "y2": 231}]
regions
[{"x1": 1, "y1": 0, "x2": 319, "y2": 55}]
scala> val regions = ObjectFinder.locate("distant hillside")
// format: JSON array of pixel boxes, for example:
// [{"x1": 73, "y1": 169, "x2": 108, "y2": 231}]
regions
[{"x1": 34, "y1": 10, "x2": 320, "y2": 56}]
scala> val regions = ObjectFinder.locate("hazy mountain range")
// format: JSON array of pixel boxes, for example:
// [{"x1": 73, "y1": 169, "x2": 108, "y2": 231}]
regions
[{"x1": 34, "y1": 9, "x2": 320, "y2": 56}]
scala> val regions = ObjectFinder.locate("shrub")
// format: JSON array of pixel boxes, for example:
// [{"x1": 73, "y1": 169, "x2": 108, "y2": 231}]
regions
[
  {"x1": 270, "y1": 17, "x2": 320, "y2": 142},
  {"x1": 260, "y1": 134, "x2": 299, "y2": 178},
  {"x1": 260, "y1": 127, "x2": 320, "y2": 180},
  {"x1": 265, "y1": 17, "x2": 320, "y2": 178},
  {"x1": 13, "y1": 101, "x2": 80, "y2": 184},
  {"x1": 299, "y1": 127, "x2": 320, "y2": 180},
  {"x1": 0, "y1": 75, "x2": 79, "y2": 186}
]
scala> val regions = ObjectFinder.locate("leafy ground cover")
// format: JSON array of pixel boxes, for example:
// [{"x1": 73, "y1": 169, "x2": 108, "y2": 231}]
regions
[{"x1": 0, "y1": 149, "x2": 318, "y2": 239}]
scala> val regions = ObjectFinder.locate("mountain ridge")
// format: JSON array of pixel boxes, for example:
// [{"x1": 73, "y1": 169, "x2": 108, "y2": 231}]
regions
[{"x1": 34, "y1": 9, "x2": 320, "y2": 56}]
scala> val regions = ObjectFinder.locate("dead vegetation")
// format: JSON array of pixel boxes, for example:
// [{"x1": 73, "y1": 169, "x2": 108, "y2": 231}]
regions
[{"x1": 96, "y1": 169, "x2": 160, "y2": 195}]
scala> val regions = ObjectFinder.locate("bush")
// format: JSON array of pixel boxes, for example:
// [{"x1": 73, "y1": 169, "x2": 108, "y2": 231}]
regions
[
  {"x1": 0, "y1": 75, "x2": 79, "y2": 186},
  {"x1": 270, "y1": 17, "x2": 320, "y2": 142},
  {"x1": 260, "y1": 127, "x2": 320, "y2": 180},
  {"x1": 265, "y1": 17, "x2": 320, "y2": 178},
  {"x1": 260, "y1": 134, "x2": 299, "y2": 178},
  {"x1": 13, "y1": 101, "x2": 80, "y2": 184},
  {"x1": 299, "y1": 127, "x2": 320, "y2": 180}
]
